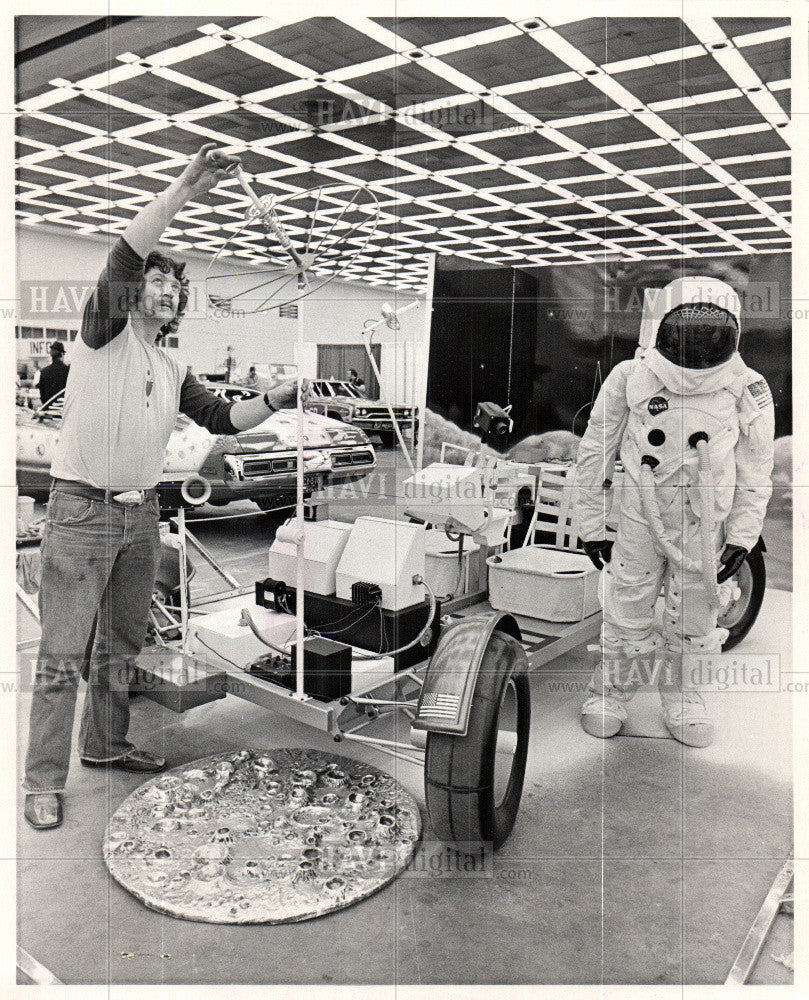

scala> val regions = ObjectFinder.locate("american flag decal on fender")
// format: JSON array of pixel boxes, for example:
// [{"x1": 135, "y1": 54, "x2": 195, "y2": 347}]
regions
[{"x1": 419, "y1": 692, "x2": 461, "y2": 720}]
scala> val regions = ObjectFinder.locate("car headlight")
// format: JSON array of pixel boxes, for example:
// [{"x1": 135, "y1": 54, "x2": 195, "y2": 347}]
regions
[{"x1": 356, "y1": 408, "x2": 367, "y2": 416}]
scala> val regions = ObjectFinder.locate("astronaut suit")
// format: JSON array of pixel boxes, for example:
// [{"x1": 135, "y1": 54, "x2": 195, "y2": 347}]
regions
[{"x1": 575, "y1": 277, "x2": 775, "y2": 746}]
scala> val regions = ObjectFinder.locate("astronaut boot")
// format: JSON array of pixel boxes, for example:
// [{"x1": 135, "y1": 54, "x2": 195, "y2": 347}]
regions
[
  {"x1": 580, "y1": 650, "x2": 641, "y2": 738},
  {"x1": 580, "y1": 691, "x2": 625, "y2": 738},
  {"x1": 659, "y1": 688, "x2": 714, "y2": 747},
  {"x1": 658, "y1": 637, "x2": 719, "y2": 747},
  {"x1": 580, "y1": 632, "x2": 664, "y2": 739}
]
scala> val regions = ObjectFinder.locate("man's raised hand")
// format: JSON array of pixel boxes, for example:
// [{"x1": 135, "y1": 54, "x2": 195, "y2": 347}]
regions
[{"x1": 181, "y1": 143, "x2": 241, "y2": 197}]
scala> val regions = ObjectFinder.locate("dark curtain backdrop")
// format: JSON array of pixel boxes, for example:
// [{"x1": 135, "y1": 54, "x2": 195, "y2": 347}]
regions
[
  {"x1": 317, "y1": 343, "x2": 381, "y2": 398},
  {"x1": 427, "y1": 253, "x2": 791, "y2": 444},
  {"x1": 426, "y1": 266, "x2": 539, "y2": 444}
]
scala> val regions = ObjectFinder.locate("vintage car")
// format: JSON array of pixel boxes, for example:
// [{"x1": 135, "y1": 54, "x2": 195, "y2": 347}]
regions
[
  {"x1": 16, "y1": 382, "x2": 376, "y2": 511},
  {"x1": 307, "y1": 379, "x2": 418, "y2": 447}
]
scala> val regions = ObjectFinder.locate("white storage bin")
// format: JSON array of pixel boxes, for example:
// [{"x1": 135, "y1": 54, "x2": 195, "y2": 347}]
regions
[
  {"x1": 486, "y1": 545, "x2": 601, "y2": 622},
  {"x1": 424, "y1": 529, "x2": 480, "y2": 599}
]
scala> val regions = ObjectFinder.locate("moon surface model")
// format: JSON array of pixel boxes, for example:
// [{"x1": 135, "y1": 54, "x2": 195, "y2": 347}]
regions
[{"x1": 103, "y1": 748, "x2": 421, "y2": 924}]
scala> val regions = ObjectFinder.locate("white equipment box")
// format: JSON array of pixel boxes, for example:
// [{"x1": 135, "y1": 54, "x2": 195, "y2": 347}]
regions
[
  {"x1": 336, "y1": 516, "x2": 426, "y2": 611},
  {"x1": 402, "y1": 464, "x2": 487, "y2": 532},
  {"x1": 267, "y1": 518, "x2": 352, "y2": 595},
  {"x1": 350, "y1": 651, "x2": 395, "y2": 693},
  {"x1": 188, "y1": 605, "x2": 297, "y2": 670},
  {"x1": 487, "y1": 546, "x2": 601, "y2": 622}
]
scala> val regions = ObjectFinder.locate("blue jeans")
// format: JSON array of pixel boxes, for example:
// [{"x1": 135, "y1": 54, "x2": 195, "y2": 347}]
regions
[{"x1": 23, "y1": 487, "x2": 161, "y2": 793}]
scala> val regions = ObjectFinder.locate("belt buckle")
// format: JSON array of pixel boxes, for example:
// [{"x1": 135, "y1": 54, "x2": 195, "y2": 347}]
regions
[{"x1": 112, "y1": 490, "x2": 145, "y2": 507}]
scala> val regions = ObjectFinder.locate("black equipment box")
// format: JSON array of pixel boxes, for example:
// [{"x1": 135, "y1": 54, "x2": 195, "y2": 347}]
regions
[
  {"x1": 255, "y1": 578, "x2": 442, "y2": 671},
  {"x1": 289, "y1": 637, "x2": 352, "y2": 700}
]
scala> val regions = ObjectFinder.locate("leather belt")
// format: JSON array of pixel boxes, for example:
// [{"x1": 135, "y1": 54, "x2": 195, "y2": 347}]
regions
[{"x1": 51, "y1": 479, "x2": 157, "y2": 508}]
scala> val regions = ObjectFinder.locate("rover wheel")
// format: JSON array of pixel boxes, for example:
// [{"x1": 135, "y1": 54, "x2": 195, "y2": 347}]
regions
[
  {"x1": 424, "y1": 631, "x2": 530, "y2": 850},
  {"x1": 719, "y1": 544, "x2": 766, "y2": 651}
]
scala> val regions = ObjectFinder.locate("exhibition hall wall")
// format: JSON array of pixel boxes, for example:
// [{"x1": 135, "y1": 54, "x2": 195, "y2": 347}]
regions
[{"x1": 15, "y1": 224, "x2": 427, "y2": 404}]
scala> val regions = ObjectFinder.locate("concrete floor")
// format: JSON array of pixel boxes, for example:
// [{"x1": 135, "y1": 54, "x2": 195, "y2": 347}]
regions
[{"x1": 16, "y1": 459, "x2": 794, "y2": 986}]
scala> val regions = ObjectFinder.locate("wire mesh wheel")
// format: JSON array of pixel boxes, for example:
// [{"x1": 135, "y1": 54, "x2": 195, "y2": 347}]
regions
[{"x1": 205, "y1": 183, "x2": 380, "y2": 313}]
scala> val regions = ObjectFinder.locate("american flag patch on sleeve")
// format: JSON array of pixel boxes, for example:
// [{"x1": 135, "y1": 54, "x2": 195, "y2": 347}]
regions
[{"x1": 747, "y1": 378, "x2": 773, "y2": 410}]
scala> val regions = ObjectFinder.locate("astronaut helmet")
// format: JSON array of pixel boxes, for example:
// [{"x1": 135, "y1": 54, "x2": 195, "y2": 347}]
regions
[{"x1": 654, "y1": 276, "x2": 741, "y2": 370}]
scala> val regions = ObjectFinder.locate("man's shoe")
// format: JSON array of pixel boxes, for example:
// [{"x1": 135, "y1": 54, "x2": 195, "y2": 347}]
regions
[
  {"x1": 580, "y1": 695, "x2": 624, "y2": 738},
  {"x1": 24, "y1": 792, "x2": 63, "y2": 830},
  {"x1": 80, "y1": 749, "x2": 167, "y2": 773}
]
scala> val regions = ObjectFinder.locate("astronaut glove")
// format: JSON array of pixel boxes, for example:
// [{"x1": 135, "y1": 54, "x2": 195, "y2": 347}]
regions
[
  {"x1": 583, "y1": 539, "x2": 614, "y2": 571},
  {"x1": 717, "y1": 544, "x2": 748, "y2": 583}
]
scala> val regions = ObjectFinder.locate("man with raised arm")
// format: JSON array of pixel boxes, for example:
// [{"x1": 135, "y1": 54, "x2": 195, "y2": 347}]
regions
[{"x1": 24, "y1": 144, "x2": 299, "y2": 830}]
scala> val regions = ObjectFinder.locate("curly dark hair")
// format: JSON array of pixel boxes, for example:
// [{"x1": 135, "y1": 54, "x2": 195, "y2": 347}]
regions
[{"x1": 137, "y1": 250, "x2": 190, "y2": 341}]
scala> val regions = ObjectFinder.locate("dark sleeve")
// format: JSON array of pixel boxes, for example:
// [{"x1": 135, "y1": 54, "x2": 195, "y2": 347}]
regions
[
  {"x1": 179, "y1": 370, "x2": 240, "y2": 435},
  {"x1": 38, "y1": 367, "x2": 51, "y2": 405},
  {"x1": 81, "y1": 237, "x2": 145, "y2": 349}
]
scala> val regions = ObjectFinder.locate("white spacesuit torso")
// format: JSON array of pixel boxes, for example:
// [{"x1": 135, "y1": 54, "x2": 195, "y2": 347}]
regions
[
  {"x1": 619, "y1": 350, "x2": 767, "y2": 528},
  {"x1": 575, "y1": 348, "x2": 774, "y2": 552}
]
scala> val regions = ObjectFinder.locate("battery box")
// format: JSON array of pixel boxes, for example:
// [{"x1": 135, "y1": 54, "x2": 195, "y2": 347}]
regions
[{"x1": 290, "y1": 637, "x2": 353, "y2": 701}]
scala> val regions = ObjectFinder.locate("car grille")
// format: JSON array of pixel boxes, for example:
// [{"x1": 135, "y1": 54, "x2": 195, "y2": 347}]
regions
[
  {"x1": 331, "y1": 450, "x2": 374, "y2": 468},
  {"x1": 358, "y1": 407, "x2": 410, "y2": 419},
  {"x1": 242, "y1": 457, "x2": 296, "y2": 477}
]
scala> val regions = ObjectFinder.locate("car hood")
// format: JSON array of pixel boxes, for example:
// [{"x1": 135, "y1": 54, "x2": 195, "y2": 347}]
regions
[
  {"x1": 17, "y1": 405, "x2": 373, "y2": 480},
  {"x1": 325, "y1": 394, "x2": 411, "y2": 411},
  {"x1": 211, "y1": 408, "x2": 372, "y2": 455}
]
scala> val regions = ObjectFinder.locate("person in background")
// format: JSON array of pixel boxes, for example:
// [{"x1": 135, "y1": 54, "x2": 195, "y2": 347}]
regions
[
  {"x1": 223, "y1": 345, "x2": 238, "y2": 382},
  {"x1": 347, "y1": 368, "x2": 366, "y2": 393},
  {"x1": 23, "y1": 143, "x2": 303, "y2": 831},
  {"x1": 37, "y1": 341, "x2": 70, "y2": 407},
  {"x1": 243, "y1": 365, "x2": 259, "y2": 389}
]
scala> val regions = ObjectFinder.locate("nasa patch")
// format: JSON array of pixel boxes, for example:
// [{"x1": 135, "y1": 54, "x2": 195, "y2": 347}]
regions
[
  {"x1": 648, "y1": 396, "x2": 668, "y2": 415},
  {"x1": 747, "y1": 378, "x2": 772, "y2": 410}
]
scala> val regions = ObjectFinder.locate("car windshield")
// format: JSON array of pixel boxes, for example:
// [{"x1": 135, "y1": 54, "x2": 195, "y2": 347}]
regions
[
  {"x1": 312, "y1": 380, "x2": 365, "y2": 399},
  {"x1": 199, "y1": 382, "x2": 259, "y2": 403}
]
